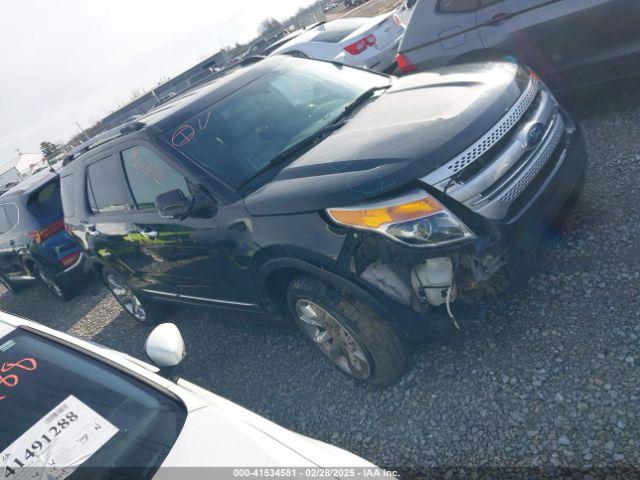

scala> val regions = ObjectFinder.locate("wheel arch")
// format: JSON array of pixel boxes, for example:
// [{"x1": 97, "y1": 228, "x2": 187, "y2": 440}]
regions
[{"x1": 257, "y1": 258, "x2": 398, "y2": 327}]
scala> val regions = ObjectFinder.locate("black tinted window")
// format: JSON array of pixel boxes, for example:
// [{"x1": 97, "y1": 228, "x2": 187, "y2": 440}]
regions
[
  {"x1": 438, "y1": 0, "x2": 478, "y2": 12},
  {"x1": 60, "y1": 174, "x2": 75, "y2": 217},
  {"x1": 0, "y1": 206, "x2": 12, "y2": 235},
  {"x1": 121, "y1": 146, "x2": 190, "y2": 210},
  {"x1": 27, "y1": 180, "x2": 62, "y2": 222},
  {"x1": 86, "y1": 157, "x2": 131, "y2": 214}
]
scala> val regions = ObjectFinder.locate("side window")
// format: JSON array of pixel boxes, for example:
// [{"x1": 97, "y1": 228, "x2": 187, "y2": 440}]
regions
[
  {"x1": 86, "y1": 156, "x2": 132, "y2": 214},
  {"x1": 479, "y1": 0, "x2": 501, "y2": 6},
  {"x1": 438, "y1": 0, "x2": 478, "y2": 13},
  {"x1": 121, "y1": 146, "x2": 190, "y2": 210},
  {"x1": 0, "y1": 206, "x2": 12, "y2": 235}
]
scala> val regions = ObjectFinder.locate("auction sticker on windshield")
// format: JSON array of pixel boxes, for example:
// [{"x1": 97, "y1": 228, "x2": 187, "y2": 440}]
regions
[{"x1": 1, "y1": 395, "x2": 118, "y2": 479}]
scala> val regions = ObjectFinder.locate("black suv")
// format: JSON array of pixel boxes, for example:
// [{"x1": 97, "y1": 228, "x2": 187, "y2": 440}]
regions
[
  {"x1": 0, "y1": 172, "x2": 85, "y2": 300},
  {"x1": 60, "y1": 57, "x2": 586, "y2": 386}
]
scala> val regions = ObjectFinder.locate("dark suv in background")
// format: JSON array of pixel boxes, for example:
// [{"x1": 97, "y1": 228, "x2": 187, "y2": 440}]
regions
[
  {"x1": 396, "y1": 0, "x2": 640, "y2": 89},
  {"x1": 60, "y1": 56, "x2": 585, "y2": 386},
  {"x1": 0, "y1": 172, "x2": 85, "y2": 300}
]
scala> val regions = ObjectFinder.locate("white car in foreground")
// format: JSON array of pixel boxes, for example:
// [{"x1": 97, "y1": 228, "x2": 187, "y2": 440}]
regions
[
  {"x1": 269, "y1": 14, "x2": 405, "y2": 72},
  {"x1": 0, "y1": 312, "x2": 384, "y2": 479}
]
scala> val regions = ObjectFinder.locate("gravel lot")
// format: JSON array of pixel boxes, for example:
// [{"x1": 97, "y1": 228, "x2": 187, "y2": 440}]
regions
[{"x1": 2, "y1": 78, "x2": 640, "y2": 478}]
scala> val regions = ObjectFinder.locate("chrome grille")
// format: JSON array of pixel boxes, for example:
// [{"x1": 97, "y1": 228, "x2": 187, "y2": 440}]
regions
[
  {"x1": 422, "y1": 77, "x2": 539, "y2": 186},
  {"x1": 500, "y1": 115, "x2": 565, "y2": 204},
  {"x1": 447, "y1": 79, "x2": 539, "y2": 174},
  {"x1": 420, "y1": 76, "x2": 569, "y2": 221}
]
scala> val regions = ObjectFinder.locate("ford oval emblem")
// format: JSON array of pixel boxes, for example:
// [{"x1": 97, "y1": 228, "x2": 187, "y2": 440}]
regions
[{"x1": 524, "y1": 122, "x2": 545, "y2": 150}]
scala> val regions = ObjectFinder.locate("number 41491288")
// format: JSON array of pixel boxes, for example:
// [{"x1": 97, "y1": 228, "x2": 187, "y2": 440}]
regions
[{"x1": 4, "y1": 411, "x2": 78, "y2": 478}]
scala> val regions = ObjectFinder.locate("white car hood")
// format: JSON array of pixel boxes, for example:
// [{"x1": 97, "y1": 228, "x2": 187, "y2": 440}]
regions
[{"x1": 156, "y1": 380, "x2": 376, "y2": 474}]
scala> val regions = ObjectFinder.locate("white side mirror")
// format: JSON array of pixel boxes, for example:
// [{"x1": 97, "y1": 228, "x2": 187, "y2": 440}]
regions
[{"x1": 145, "y1": 323, "x2": 186, "y2": 369}]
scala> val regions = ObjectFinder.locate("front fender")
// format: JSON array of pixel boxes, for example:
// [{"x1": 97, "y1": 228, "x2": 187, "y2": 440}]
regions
[{"x1": 256, "y1": 257, "x2": 430, "y2": 340}]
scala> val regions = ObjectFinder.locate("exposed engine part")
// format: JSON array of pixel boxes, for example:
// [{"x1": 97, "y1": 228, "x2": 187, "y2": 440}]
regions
[
  {"x1": 446, "y1": 285, "x2": 460, "y2": 331},
  {"x1": 361, "y1": 261, "x2": 413, "y2": 307},
  {"x1": 463, "y1": 252, "x2": 506, "y2": 282},
  {"x1": 411, "y1": 257, "x2": 456, "y2": 307}
]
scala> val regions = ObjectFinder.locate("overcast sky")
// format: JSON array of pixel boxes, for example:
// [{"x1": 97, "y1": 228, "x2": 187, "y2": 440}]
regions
[{"x1": 0, "y1": 0, "x2": 317, "y2": 167}]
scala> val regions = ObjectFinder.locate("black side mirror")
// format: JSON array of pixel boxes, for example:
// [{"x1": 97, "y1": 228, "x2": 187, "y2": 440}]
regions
[{"x1": 155, "y1": 189, "x2": 194, "y2": 219}]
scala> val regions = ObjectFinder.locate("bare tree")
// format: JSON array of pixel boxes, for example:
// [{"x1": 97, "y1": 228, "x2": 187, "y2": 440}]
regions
[{"x1": 259, "y1": 17, "x2": 283, "y2": 35}]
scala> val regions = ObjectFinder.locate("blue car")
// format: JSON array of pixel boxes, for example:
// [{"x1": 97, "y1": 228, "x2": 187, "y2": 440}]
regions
[{"x1": 0, "y1": 171, "x2": 85, "y2": 300}]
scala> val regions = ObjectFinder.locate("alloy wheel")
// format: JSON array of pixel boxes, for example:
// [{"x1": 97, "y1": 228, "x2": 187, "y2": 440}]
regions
[
  {"x1": 106, "y1": 273, "x2": 147, "y2": 322},
  {"x1": 37, "y1": 268, "x2": 64, "y2": 299},
  {"x1": 295, "y1": 299, "x2": 371, "y2": 380}
]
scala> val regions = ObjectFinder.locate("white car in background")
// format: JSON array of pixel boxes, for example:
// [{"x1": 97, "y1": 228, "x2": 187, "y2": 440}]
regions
[
  {"x1": 0, "y1": 312, "x2": 381, "y2": 479},
  {"x1": 269, "y1": 14, "x2": 405, "y2": 72}
]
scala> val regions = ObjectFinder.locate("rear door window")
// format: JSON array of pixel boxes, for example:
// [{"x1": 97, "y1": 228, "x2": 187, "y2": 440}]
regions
[
  {"x1": 86, "y1": 156, "x2": 132, "y2": 214},
  {"x1": 120, "y1": 146, "x2": 190, "y2": 210}
]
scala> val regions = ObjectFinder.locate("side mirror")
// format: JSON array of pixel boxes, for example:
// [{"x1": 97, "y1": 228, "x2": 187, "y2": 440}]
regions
[
  {"x1": 155, "y1": 189, "x2": 193, "y2": 219},
  {"x1": 145, "y1": 323, "x2": 186, "y2": 380}
]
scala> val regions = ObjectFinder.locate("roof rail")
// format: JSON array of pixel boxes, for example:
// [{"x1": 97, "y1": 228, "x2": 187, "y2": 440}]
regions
[
  {"x1": 120, "y1": 121, "x2": 145, "y2": 134},
  {"x1": 240, "y1": 55, "x2": 266, "y2": 67},
  {"x1": 62, "y1": 120, "x2": 147, "y2": 166}
]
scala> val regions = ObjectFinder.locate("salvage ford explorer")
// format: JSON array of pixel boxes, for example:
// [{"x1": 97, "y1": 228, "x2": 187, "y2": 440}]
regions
[{"x1": 59, "y1": 56, "x2": 586, "y2": 386}]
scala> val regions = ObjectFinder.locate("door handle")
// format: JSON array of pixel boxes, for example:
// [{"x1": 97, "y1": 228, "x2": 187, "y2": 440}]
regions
[
  {"x1": 139, "y1": 229, "x2": 159, "y2": 240},
  {"x1": 490, "y1": 12, "x2": 511, "y2": 25}
]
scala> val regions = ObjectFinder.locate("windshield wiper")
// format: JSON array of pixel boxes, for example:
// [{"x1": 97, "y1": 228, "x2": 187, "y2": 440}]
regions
[
  {"x1": 341, "y1": 85, "x2": 390, "y2": 117},
  {"x1": 237, "y1": 120, "x2": 348, "y2": 189},
  {"x1": 238, "y1": 86, "x2": 389, "y2": 189}
]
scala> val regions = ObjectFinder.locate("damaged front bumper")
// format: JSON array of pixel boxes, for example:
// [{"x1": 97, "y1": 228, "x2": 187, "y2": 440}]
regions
[{"x1": 341, "y1": 83, "x2": 586, "y2": 326}]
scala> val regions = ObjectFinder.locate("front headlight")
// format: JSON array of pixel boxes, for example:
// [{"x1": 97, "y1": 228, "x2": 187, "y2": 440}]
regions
[{"x1": 326, "y1": 190, "x2": 475, "y2": 247}]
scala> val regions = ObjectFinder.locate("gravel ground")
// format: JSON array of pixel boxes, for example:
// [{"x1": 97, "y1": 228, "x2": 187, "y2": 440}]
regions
[{"x1": 2, "y1": 78, "x2": 640, "y2": 478}]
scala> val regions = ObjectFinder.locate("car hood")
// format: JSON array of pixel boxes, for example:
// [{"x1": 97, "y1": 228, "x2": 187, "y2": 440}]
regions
[
  {"x1": 156, "y1": 380, "x2": 376, "y2": 474},
  {"x1": 245, "y1": 62, "x2": 530, "y2": 216}
]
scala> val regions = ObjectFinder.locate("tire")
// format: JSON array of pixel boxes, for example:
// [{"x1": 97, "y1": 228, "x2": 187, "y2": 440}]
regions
[
  {"x1": 101, "y1": 267, "x2": 165, "y2": 324},
  {"x1": 33, "y1": 263, "x2": 74, "y2": 301},
  {"x1": 0, "y1": 274, "x2": 24, "y2": 294},
  {"x1": 286, "y1": 275, "x2": 409, "y2": 387}
]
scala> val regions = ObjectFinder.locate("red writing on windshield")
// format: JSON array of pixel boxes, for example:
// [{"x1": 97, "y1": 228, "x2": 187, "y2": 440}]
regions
[{"x1": 0, "y1": 357, "x2": 38, "y2": 400}]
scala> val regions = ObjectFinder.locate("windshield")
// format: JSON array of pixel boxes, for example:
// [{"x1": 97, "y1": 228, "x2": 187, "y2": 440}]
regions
[
  {"x1": 162, "y1": 59, "x2": 389, "y2": 189},
  {"x1": 0, "y1": 326, "x2": 186, "y2": 480}
]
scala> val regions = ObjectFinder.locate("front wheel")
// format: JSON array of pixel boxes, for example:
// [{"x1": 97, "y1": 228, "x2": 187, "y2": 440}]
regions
[
  {"x1": 102, "y1": 268, "x2": 165, "y2": 324},
  {"x1": 286, "y1": 276, "x2": 409, "y2": 387}
]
